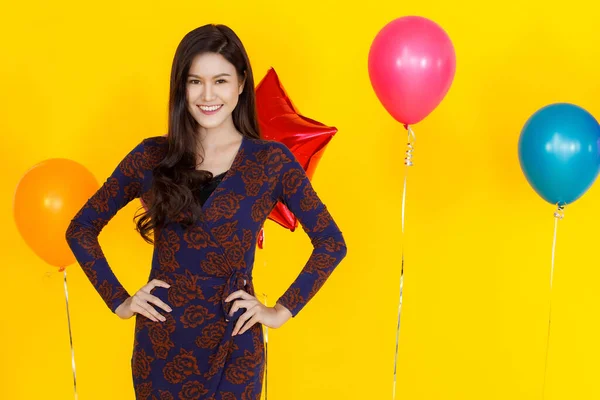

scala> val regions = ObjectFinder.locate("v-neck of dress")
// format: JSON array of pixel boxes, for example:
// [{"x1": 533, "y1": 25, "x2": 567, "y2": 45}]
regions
[{"x1": 199, "y1": 135, "x2": 246, "y2": 213}]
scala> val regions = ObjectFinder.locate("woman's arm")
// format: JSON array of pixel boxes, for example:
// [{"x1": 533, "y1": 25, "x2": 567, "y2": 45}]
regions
[
  {"x1": 65, "y1": 139, "x2": 149, "y2": 312},
  {"x1": 274, "y1": 143, "x2": 348, "y2": 317}
]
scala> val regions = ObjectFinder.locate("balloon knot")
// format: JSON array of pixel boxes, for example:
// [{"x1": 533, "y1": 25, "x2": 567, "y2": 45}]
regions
[{"x1": 554, "y1": 204, "x2": 565, "y2": 219}]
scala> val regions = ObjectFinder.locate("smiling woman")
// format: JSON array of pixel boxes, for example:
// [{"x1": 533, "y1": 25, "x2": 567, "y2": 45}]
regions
[{"x1": 65, "y1": 23, "x2": 347, "y2": 399}]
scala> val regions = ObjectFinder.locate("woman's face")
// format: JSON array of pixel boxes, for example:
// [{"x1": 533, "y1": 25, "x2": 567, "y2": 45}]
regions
[{"x1": 186, "y1": 52, "x2": 245, "y2": 132}]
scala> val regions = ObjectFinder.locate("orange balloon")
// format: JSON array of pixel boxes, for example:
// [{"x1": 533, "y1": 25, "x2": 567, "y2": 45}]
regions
[{"x1": 13, "y1": 158, "x2": 99, "y2": 269}]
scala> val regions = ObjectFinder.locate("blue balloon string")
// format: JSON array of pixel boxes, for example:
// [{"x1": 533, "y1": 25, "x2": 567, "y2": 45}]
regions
[{"x1": 542, "y1": 204, "x2": 564, "y2": 399}]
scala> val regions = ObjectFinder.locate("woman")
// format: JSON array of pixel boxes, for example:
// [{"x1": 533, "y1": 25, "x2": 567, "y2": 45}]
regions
[{"x1": 66, "y1": 24, "x2": 347, "y2": 399}]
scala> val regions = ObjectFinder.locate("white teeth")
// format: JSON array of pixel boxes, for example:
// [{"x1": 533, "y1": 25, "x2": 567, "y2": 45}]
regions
[{"x1": 199, "y1": 105, "x2": 222, "y2": 111}]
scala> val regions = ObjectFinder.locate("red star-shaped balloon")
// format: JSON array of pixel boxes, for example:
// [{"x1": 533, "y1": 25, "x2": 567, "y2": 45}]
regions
[{"x1": 255, "y1": 68, "x2": 338, "y2": 237}]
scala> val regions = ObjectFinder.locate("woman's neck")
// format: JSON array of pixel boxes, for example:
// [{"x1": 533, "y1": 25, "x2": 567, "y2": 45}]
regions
[{"x1": 197, "y1": 119, "x2": 242, "y2": 150}]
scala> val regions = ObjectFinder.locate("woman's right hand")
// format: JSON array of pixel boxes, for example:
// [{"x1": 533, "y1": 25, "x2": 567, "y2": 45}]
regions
[{"x1": 115, "y1": 279, "x2": 172, "y2": 322}]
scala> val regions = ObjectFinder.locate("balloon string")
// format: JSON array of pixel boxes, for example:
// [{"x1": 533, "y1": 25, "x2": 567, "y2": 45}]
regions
[
  {"x1": 263, "y1": 289, "x2": 269, "y2": 400},
  {"x1": 392, "y1": 125, "x2": 416, "y2": 400},
  {"x1": 263, "y1": 290, "x2": 269, "y2": 400},
  {"x1": 542, "y1": 204, "x2": 564, "y2": 399},
  {"x1": 403, "y1": 124, "x2": 416, "y2": 168},
  {"x1": 63, "y1": 270, "x2": 79, "y2": 400}
]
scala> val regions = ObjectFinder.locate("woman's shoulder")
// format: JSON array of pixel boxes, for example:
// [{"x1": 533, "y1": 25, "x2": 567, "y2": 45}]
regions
[
  {"x1": 141, "y1": 135, "x2": 168, "y2": 149},
  {"x1": 243, "y1": 137, "x2": 301, "y2": 180},
  {"x1": 246, "y1": 137, "x2": 294, "y2": 157},
  {"x1": 132, "y1": 135, "x2": 169, "y2": 168}
]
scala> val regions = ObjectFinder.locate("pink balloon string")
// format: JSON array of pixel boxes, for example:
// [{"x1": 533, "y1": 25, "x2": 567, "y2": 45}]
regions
[{"x1": 392, "y1": 126, "x2": 416, "y2": 400}]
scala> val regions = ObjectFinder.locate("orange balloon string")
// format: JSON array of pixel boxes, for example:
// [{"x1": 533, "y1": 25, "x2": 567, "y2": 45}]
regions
[{"x1": 63, "y1": 269, "x2": 79, "y2": 400}]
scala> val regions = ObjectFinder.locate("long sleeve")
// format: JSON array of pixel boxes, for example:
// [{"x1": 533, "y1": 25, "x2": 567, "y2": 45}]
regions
[
  {"x1": 65, "y1": 139, "x2": 149, "y2": 313},
  {"x1": 274, "y1": 144, "x2": 347, "y2": 317}
]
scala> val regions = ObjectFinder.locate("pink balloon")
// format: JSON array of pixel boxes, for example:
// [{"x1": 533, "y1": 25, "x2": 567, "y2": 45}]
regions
[{"x1": 368, "y1": 16, "x2": 456, "y2": 125}]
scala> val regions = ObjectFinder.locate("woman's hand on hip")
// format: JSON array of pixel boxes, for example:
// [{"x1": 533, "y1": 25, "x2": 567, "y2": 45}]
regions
[
  {"x1": 225, "y1": 290, "x2": 292, "y2": 335},
  {"x1": 115, "y1": 279, "x2": 172, "y2": 322}
]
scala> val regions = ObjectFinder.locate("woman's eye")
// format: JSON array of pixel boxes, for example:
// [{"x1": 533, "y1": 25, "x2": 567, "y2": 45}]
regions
[
  {"x1": 216, "y1": 79, "x2": 227, "y2": 84},
  {"x1": 189, "y1": 79, "x2": 200, "y2": 84}
]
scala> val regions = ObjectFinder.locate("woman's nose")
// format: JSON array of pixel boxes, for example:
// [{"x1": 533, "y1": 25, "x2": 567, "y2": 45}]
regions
[{"x1": 202, "y1": 84, "x2": 215, "y2": 102}]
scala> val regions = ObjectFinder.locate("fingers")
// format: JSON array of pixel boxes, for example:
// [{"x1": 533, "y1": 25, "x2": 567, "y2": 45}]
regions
[
  {"x1": 139, "y1": 299, "x2": 166, "y2": 322},
  {"x1": 138, "y1": 291, "x2": 172, "y2": 313},
  {"x1": 228, "y1": 299, "x2": 257, "y2": 317},
  {"x1": 233, "y1": 305, "x2": 259, "y2": 336},
  {"x1": 132, "y1": 292, "x2": 167, "y2": 322},
  {"x1": 133, "y1": 307, "x2": 156, "y2": 322},
  {"x1": 128, "y1": 279, "x2": 172, "y2": 322},
  {"x1": 238, "y1": 314, "x2": 260, "y2": 335},
  {"x1": 131, "y1": 297, "x2": 164, "y2": 322},
  {"x1": 225, "y1": 290, "x2": 254, "y2": 303}
]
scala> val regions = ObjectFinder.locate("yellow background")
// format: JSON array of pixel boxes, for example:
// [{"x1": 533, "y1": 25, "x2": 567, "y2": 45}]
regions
[{"x1": 1, "y1": 1, "x2": 599, "y2": 399}]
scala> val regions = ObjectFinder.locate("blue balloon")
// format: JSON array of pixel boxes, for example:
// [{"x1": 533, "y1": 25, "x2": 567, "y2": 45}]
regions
[{"x1": 518, "y1": 103, "x2": 600, "y2": 205}]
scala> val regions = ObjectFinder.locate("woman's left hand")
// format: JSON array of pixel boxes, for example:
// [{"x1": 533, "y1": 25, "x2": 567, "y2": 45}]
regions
[{"x1": 225, "y1": 290, "x2": 292, "y2": 336}]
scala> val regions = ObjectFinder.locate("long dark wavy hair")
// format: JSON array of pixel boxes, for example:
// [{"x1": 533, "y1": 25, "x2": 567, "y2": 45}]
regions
[{"x1": 135, "y1": 24, "x2": 261, "y2": 244}]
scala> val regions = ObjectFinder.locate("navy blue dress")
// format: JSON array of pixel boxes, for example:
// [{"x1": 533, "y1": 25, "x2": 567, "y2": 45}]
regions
[{"x1": 65, "y1": 135, "x2": 347, "y2": 399}]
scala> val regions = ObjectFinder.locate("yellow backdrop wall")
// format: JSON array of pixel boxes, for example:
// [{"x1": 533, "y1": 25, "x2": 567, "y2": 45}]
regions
[{"x1": 1, "y1": 0, "x2": 599, "y2": 399}]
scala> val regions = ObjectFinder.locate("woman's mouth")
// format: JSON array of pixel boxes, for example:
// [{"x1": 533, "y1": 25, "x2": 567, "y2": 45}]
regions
[{"x1": 197, "y1": 104, "x2": 223, "y2": 115}]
